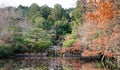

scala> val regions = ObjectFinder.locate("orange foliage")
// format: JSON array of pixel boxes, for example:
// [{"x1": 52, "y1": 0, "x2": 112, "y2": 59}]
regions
[
  {"x1": 66, "y1": 41, "x2": 84, "y2": 53},
  {"x1": 87, "y1": 0, "x2": 118, "y2": 24},
  {"x1": 84, "y1": 0, "x2": 119, "y2": 58},
  {"x1": 82, "y1": 50, "x2": 102, "y2": 57},
  {"x1": 104, "y1": 51, "x2": 115, "y2": 58},
  {"x1": 70, "y1": 41, "x2": 80, "y2": 52},
  {"x1": 58, "y1": 47, "x2": 70, "y2": 54},
  {"x1": 89, "y1": 31, "x2": 96, "y2": 35},
  {"x1": 58, "y1": 41, "x2": 82, "y2": 54}
]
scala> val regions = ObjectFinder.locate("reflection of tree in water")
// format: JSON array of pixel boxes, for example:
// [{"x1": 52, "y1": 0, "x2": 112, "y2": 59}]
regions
[
  {"x1": 0, "y1": 58, "x2": 109, "y2": 70},
  {"x1": 58, "y1": 58, "x2": 82, "y2": 70},
  {"x1": 0, "y1": 58, "x2": 48, "y2": 70},
  {"x1": 47, "y1": 58, "x2": 63, "y2": 70},
  {"x1": 58, "y1": 58, "x2": 108, "y2": 70}
]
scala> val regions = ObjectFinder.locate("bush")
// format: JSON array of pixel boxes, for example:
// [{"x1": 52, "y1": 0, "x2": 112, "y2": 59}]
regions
[
  {"x1": 0, "y1": 45, "x2": 13, "y2": 58},
  {"x1": 34, "y1": 41, "x2": 50, "y2": 53},
  {"x1": 13, "y1": 43, "x2": 22, "y2": 53},
  {"x1": 63, "y1": 39, "x2": 75, "y2": 47}
]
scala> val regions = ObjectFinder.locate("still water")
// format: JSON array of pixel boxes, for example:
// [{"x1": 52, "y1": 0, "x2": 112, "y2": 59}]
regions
[{"x1": 0, "y1": 57, "x2": 108, "y2": 70}]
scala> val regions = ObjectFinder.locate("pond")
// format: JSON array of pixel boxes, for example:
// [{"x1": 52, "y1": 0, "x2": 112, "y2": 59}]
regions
[{"x1": 0, "y1": 57, "x2": 108, "y2": 70}]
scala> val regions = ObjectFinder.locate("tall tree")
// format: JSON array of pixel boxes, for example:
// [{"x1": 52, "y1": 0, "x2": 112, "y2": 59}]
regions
[
  {"x1": 27, "y1": 3, "x2": 41, "y2": 22},
  {"x1": 17, "y1": 5, "x2": 28, "y2": 16},
  {"x1": 70, "y1": 0, "x2": 87, "y2": 39},
  {"x1": 81, "y1": 0, "x2": 120, "y2": 59},
  {"x1": 40, "y1": 5, "x2": 51, "y2": 19},
  {"x1": 51, "y1": 4, "x2": 65, "y2": 20}
]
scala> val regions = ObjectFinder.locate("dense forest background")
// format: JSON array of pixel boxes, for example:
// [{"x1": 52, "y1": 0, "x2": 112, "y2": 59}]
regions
[{"x1": 0, "y1": 1, "x2": 78, "y2": 56}]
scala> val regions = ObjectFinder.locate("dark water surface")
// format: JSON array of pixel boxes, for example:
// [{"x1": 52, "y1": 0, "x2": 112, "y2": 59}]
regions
[{"x1": 0, "y1": 57, "x2": 108, "y2": 70}]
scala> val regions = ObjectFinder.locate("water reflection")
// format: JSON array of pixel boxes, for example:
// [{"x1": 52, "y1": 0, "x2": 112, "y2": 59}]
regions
[{"x1": 0, "y1": 57, "x2": 108, "y2": 70}]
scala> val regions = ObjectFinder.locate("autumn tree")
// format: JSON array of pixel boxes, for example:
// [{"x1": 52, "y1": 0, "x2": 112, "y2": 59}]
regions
[{"x1": 81, "y1": 0, "x2": 120, "y2": 60}]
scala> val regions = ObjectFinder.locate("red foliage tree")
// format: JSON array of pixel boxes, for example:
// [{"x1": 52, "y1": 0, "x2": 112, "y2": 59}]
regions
[{"x1": 82, "y1": 0, "x2": 120, "y2": 60}]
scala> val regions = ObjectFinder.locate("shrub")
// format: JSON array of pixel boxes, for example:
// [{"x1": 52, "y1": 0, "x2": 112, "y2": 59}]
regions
[
  {"x1": 63, "y1": 39, "x2": 75, "y2": 47},
  {"x1": 0, "y1": 45, "x2": 13, "y2": 58},
  {"x1": 13, "y1": 43, "x2": 22, "y2": 53},
  {"x1": 34, "y1": 41, "x2": 50, "y2": 53}
]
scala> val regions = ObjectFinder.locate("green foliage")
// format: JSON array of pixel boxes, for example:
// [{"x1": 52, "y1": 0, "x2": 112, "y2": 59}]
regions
[
  {"x1": 72, "y1": 9, "x2": 82, "y2": 21},
  {"x1": 0, "y1": 3, "x2": 75, "y2": 57},
  {"x1": 13, "y1": 43, "x2": 22, "y2": 53},
  {"x1": 25, "y1": 28, "x2": 51, "y2": 42},
  {"x1": 62, "y1": 64, "x2": 72, "y2": 70},
  {"x1": 51, "y1": 4, "x2": 65, "y2": 20},
  {"x1": 34, "y1": 17, "x2": 54, "y2": 30},
  {"x1": 104, "y1": 58, "x2": 117, "y2": 69},
  {"x1": 34, "y1": 17, "x2": 46, "y2": 28},
  {"x1": 27, "y1": 3, "x2": 41, "y2": 22},
  {"x1": 63, "y1": 39, "x2": 75, "y2": 47},
  {"x1": 96, "y1": 58, "x2": 117, "y2": 69},
  {"x1": 34, "y1": 41, "x2": 50, "y2": 53},
  {"x1": 96, "y1": 61, "x2": 103, "y2": 68},
  {"x1": 0, "y1": 45, "x2": 13, "y2": 58},
  {"x1": 54, "y1": 21, "x2": 72, "y2": 35},
  {"x1": 46, "y1": 21, "x2": 54, "y2": 30},
  {"x1": 40, "y1": 5, "x2": 51, "y2": 19},
  {"x1": 49, "y1": 33, "x2": 56, "y2": 43},
  {"x1": 47, "y1": 15, "x2": 53, "y2": 21}
]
